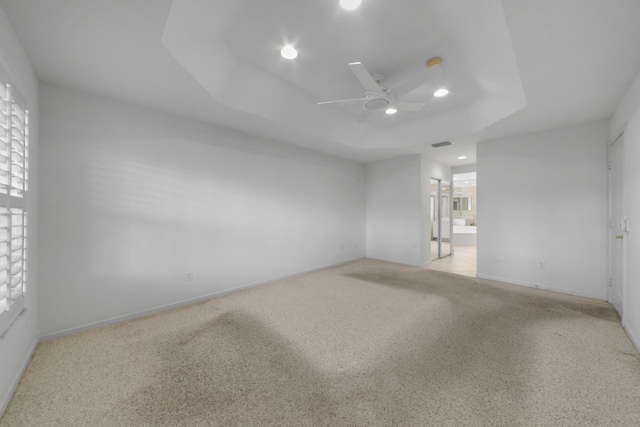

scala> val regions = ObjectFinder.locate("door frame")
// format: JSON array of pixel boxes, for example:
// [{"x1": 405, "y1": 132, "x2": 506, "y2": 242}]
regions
[{"x1": 430, "y1": 177, "x2": 453, "y2": 260}]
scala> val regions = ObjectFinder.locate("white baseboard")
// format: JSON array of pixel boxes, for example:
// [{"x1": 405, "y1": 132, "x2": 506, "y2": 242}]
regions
[
  {"x1": 0, "y1": 338, "x2": 37, "y2": 418},
  {"x1": 39, "y1": 256, "x2": 365, "y2": 342},
  {"x1": 622, "y1": 319, "x2": 640, "y2": 353},
  {"x1": 475, "y1": 273, "x2": 607, "y2": 301}
]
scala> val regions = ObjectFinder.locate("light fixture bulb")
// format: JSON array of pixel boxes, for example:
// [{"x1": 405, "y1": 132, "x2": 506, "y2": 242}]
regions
[
  {"x1": 434, "y1": 88, "x2": 449, "y2": 97},
  {"x1": 457, "y1": 156, "x2": 467, "y2": 160},
  {"x1": 385, "y1": 107, "x2": 398, "y2": 115},
  {"x1": 280, "y1": 45, "x2": 298, "y2": 59},
  {"x1": 339, "y1": 0, "x2": 362, "y2": 11}
]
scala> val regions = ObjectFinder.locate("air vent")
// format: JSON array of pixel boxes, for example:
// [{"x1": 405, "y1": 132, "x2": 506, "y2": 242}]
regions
[{"x1": 431, "y1": 141, "x2": 452, "y2": 148}]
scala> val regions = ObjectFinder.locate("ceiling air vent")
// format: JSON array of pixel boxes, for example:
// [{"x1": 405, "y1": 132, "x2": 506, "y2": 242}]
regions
[{"x1": 431, "y1": 141, "x2": 452, "y2": 148}]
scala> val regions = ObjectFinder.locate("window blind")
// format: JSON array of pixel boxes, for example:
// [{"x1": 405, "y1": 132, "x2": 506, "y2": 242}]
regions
[{"x1": 0, "y1": 70, "x2": 28, "y2": 336}]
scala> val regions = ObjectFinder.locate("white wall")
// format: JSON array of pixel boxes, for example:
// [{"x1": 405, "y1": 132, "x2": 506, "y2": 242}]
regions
[
  {"x1": 477, "y1": 121, "x2": 609, "y2": 299},
  {"x1": 365, "y1": 154, "x2": 451, "y2": 267},
  {"x1": 0, "y1": 6, "x2": 40, "y2": 416},
  {"x1": 38, "y1": 82, "x2": 365, "y2": 338},
  {"x1": 611, "y1": 70, "x2": 640, "y2": 350},
  {"x1": 366, "y1": 155, "x2": 422, "y2": 266},
  {"x1": 452, "y1": 164, "x2": 476, "y2": 175}
]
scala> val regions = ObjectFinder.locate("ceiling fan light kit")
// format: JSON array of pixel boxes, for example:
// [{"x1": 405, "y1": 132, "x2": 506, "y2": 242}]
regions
[
  {"x1": 318, "y1": 57, "x2": 447, "y2": 122},
  {"x1": 364, "y1": 97, "x2": 389, "y2": 110}
]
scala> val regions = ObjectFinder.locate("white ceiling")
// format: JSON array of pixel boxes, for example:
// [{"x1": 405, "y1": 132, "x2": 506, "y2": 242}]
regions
[
  {"x1": 453, "y1": 172, "x2": 476, "y2": 188},
  {"x1": 1, "y1": 0, "x2": 639, "y2": 165}
]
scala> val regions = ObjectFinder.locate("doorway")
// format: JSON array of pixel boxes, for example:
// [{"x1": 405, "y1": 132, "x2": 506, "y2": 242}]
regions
[
  {"x1": 452, "y1": 172, "x2": 477, "y2": 247},
  {"x1": 430, "y1": 178, "x2": 452, "y2": 260},
  {"x1": 608, "y1": 133, "x2": 625, "y2": 316}
]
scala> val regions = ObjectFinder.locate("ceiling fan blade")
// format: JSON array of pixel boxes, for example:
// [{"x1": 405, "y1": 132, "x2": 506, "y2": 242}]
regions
[
  {"x1": 390, "y1": 66, "x2": 439, "y2": 99},
  {"x1": 348, "y1": 62, "x2": 382, "y2": 93},
  {"x1": 317, "y1": 98, "x2": 364, "y2": 106},
  {"x1": 396, "y1": 101, "x2": 425, "y2": 112},
  {"x1": 357, "y1": 108, "x2": 372, "y2": 122}
]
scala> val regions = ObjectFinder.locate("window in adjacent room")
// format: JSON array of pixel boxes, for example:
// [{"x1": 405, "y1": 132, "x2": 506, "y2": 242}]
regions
[{"x1": 0, "y1": 67, "x2": 29, "y2": 337}]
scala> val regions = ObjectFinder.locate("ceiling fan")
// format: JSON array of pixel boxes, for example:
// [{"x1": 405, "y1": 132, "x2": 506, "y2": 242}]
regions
[{"x1": 318, "y1": 57, "x2": 444, "y2": 122}]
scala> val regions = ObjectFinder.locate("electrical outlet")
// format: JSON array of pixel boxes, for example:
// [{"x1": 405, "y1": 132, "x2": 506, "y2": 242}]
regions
[
  {"x1": 539, "y1": 261, "x2": 545, "y2": 269},
  {"x1": 186, "y1": 272, "x2": 193, "y2": 281}
]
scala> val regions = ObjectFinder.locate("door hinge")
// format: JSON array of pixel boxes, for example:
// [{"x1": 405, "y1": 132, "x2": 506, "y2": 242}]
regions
[
  {"x1": 608, "y1": 161, "x2": 612, "y2": 170},
  {"x1": 621, "y1": 219, "x2": 630, "y2": 232},
  {"x1": 608, "y1": 278, "x2": 612, "y2": 287}
]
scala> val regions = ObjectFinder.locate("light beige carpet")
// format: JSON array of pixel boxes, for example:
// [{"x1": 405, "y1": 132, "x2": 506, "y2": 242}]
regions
[{"x1": 2, "y1": 259, "x2": 640, "y2": 426}]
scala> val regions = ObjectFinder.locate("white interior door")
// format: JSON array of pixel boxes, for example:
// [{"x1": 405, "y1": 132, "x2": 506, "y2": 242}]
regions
[{"x1": 608, "y1": 134, "x2": 625, "y2": 316}]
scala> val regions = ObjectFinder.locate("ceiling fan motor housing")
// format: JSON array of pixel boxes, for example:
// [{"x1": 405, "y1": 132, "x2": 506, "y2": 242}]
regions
[{"x1": 364, "y1": 94, "x2": 390, "y2": 110}]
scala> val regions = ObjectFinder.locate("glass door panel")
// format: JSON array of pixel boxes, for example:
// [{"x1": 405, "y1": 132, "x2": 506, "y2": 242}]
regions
[
  {"x1": 430, "y1": 179, "x2": 440, "y2": 261},
  {"x1": 430, "y1": 178, "x2": 453, "y2": 260},
  {"x1": 440, "y1": 180, "x2": 452, "y2": 257}
]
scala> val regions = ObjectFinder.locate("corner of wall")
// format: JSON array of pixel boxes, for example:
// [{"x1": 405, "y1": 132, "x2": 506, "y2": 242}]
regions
[{"x1": 611, "y1": 70, "x2": 640, "y2": 139}]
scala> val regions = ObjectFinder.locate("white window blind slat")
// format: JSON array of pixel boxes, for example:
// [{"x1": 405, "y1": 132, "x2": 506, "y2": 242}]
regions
[
  {"x1": 11, "y1": 126, "x2": 24, "y2": 139},
  {"x1": 11, "y1": 263, "x2": 22, "y2": 275},
  {"x1": 11, "y1": 251, "x2": 23, "y2": 263},
  {"x1": 0, "y1": 77, "x2": 28, "y2": 333},
  {"x1": 10, "y1": 286, "x2": 21, "y2": 301}
]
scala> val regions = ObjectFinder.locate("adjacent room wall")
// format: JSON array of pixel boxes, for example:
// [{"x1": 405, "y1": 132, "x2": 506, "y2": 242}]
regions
[
  {"x1": 0, "y1": 6, "x2": 40, "y2": 415},
  {"x1": 611, "y1": 69, "x2": 640, "y2": 350},
  {"x1": 366, "y1": 155, "x2": 422, "y2": 266},
  {"x1": 477, "y1": 121, "x2": 609, "y2": 300},
  {"x1": 38, "y1": 82, "x2": 366, "y2": 339}
]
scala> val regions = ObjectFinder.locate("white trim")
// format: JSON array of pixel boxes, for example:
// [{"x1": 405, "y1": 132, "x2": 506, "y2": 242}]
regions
[
  {"x1": 0, "y1": 337, "x2": 37, "y2": 417},
  {"x1": 475, "y1": 274, "x2": 607, "y2": 301},
  {"x1": 609, "y1": 124, "x2": 626, "y2": 148},
  {"x1": 622, "y1": 318, "x2": 640, "y2": 353},
  {"x1": 39, "y1": 256, "x2": 365, "y2": 342}
]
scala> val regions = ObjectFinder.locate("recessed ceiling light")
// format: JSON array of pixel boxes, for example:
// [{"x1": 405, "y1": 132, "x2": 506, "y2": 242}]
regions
[
  {"x1": 340, "y1": 0, "x2": 362, "y2": 11},
  {"x1": 280, "y1": 45, "x2": 298, "y2": 59},
  {"x1": 434, "y1": 88, "x2": 449, "y2": 97},
  {"x1": 457, "y1": 156, "x2": 467, "y2": 160},
  {"x1": 385, "y1": 107, "x2": 397, "y2": 115}
]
